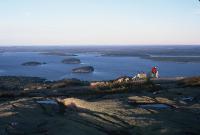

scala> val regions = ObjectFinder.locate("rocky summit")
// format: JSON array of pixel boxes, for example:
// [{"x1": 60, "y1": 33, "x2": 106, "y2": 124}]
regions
[{"x1": 0, "y1": 76, "x2": 200, "y2": 135}]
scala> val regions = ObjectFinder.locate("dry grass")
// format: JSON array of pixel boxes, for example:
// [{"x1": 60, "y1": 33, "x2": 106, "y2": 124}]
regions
[
  {"x1": 179, "y1": 77, "x2": 200, "y2": 87},
  {"x1": 50, "y1": 79, "x2": 89, "y2": 89},
  {"x1": 91, "y1": 80, "x2": 161, "y2": 94}
]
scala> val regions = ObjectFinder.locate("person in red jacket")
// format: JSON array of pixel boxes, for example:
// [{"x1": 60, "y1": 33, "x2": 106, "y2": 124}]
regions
[
  {"x1": 151, "y1": 66, "x2": 159, "y2": 78},
  {"x1": 152, "y1": 67, "x2": 157, "y2": 74}
]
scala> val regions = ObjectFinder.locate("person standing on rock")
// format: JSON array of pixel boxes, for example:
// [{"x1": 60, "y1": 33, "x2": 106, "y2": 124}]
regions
[{"x1": 151, "y1": 66, "x2": 159, "y2": 78}]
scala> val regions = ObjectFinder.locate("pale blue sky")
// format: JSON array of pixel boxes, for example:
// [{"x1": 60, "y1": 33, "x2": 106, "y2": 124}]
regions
[{"x1": 0, "y1": 0, "x2": 200, "y2": 46}]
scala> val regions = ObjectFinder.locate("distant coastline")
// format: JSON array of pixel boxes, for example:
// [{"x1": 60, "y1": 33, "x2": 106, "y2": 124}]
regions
[{"x1": 0, "y1": 46, "x2": 200, "y2": 81}]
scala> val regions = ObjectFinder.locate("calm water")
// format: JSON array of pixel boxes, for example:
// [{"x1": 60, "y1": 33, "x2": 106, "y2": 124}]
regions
[{"x1": 0, "y1": 52, "x2": 200, "y2": 81}]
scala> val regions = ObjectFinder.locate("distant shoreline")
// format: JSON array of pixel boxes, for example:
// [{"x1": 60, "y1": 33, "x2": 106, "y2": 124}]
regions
[{"x1": 102, "y1": 53, "x2": 200, "y2": 63}]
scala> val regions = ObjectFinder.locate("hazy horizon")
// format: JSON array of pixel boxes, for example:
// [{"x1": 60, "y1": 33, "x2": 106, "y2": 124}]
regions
[
  {"x1": 0, "y1": 0, "x2": 200, "y2": 46},
  {"x1": 1, "y1": 44, "x2": 200, "y2": 47}
]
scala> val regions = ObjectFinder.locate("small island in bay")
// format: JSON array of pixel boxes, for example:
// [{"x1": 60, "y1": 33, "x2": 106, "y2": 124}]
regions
[
  {"x1": 22, "y1": 61, "x2": 46, "y2": 66},
  {"x1": 72, "y1": 66, "x2": 94, "y2": 73},
  {"x1": 40, "y1": 52, "x2": 77, "y2": 56},
  {"x1": 62, "y1": 58, "x2": 81, "y2": 64}
]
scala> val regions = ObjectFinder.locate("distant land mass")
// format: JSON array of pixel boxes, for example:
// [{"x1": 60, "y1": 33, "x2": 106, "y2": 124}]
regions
[
  {"x1": 40, "y1": 52, "x2": 77, "y2": 56},
  {"x1": 22, "y1": 61, "x2": 46, "y2": 66},
  {"x1": 62, "y1": 58, "x2": 81, "y2": 64},
  {"x1": 72, "y1": 66, "x2": 94, "y2": 73},
  {"x1": 1, "y1": 45, "x2": 200, "y2": 63}
]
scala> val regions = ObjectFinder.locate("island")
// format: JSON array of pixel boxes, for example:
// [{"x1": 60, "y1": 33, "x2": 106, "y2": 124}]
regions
[
  {"x1": 72, "y1": 66, "x2": 94, "y2": 73},
  {"x1": 62, "y1": 58, "x2": 81, "y2": 64},
  {"x1": 22, "y1": 61, "x2": 46, "y2": 66},
  {"x1": 40, "y1": 52, "x2": 77, "y2": 56}
]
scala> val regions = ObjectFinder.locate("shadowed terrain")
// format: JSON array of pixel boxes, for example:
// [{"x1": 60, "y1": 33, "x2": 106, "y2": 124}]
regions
[{"x1": 0, "y1": 76, "x2": 200, "y2": 135}]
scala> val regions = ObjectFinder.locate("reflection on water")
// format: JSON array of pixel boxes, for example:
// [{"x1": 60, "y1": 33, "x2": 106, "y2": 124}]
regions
[
  {"x1": 138, "y1": 104, "x2": 172, "y2": 109},
  {"x1": 36, "y1": 100, "x2": 58, "y2": 105}
]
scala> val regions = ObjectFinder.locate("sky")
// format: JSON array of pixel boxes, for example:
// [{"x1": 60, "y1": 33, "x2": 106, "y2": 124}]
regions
[{"x1": 0, "y1": 0, "x2": 200, "y2": 46}]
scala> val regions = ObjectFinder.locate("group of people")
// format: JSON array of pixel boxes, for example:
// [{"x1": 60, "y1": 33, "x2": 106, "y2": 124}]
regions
[{"x1": 135, "y1": 66, "x2": 159, "y2": 80}]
